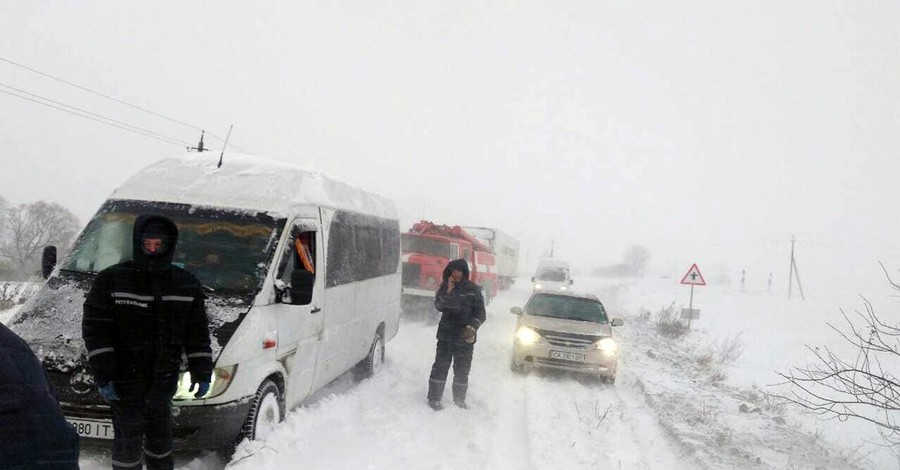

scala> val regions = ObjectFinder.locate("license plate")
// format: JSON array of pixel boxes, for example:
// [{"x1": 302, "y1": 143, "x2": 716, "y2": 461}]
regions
[
  {"x1": 550, "y1": 350, "x2": 585, "y2": 362},
  {"x1": 67, "y1": 417, "x2": 115, "y2": 440}
]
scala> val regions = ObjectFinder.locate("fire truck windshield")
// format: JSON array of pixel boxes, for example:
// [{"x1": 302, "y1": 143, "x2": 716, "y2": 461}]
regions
[{"x1": 402, "y1": 235, "x2": 452, "y2": 258}]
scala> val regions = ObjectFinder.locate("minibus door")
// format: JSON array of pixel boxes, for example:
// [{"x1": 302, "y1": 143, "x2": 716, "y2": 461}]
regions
[{"x1": 273, "y1": 219, "x2": 324, "y2": 405}]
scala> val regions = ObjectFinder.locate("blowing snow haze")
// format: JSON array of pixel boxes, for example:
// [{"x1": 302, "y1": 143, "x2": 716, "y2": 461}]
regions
[{"x1": 2, "y1": 1, "x2": 900, "y2": 294}]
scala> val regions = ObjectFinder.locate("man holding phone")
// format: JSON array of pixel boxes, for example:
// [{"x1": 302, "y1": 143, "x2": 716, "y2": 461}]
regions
[{"x1": 427, "y1": 258, "x2": 486, "y2": 410}]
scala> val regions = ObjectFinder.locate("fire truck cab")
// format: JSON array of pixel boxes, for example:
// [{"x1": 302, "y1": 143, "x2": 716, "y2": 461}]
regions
[{"x1": 401, "y1": 221, "x2": 498, "y2": 315}]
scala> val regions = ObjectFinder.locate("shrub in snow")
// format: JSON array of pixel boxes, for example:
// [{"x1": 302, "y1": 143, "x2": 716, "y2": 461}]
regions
[{"x1": 655, "y1": 302, "x2": 689, "y2": 338}]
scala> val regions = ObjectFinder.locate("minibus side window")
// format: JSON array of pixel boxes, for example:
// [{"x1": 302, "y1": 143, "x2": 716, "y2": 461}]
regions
[{"x1": 276, "y1": 226, "x2": 316, "y2": 305}]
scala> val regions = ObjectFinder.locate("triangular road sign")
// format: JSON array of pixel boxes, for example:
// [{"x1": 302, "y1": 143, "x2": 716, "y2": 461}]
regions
[{"x1": 680, "y1": 263, "x2": 706, "y2": 286}]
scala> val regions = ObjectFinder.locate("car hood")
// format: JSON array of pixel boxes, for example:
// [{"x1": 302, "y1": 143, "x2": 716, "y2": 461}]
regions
[{"x1": 521, "y1": 314, "x2": 612, "y2": 337}]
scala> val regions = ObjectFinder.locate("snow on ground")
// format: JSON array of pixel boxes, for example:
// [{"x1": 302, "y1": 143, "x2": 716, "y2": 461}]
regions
[
  {"x1": 0, "y1": 304, "x2": 21, "y2": 325},
  {"x1": 30, "y1": 273, "x2": 894, "y2": 469}
]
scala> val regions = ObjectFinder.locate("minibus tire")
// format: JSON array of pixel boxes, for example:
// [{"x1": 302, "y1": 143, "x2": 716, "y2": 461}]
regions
[
  {"x1": 241, "y1": 379, "x2": 285, "y2": 441},
  {"x1": 354, "y1": 333, "x2": 385, "y2": 380}
]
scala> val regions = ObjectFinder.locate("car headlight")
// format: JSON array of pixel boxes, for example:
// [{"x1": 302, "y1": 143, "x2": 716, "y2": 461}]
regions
[
  {"x1": 559, "y1": 285, "x2": 567, "y2": 291},
  {"x1": 173, "y1": 365, "x2": 237, "y2": 401},
  {"x1": 534, "y1": 283, "x2": 542, "y2": 290},
  {"x1": 595, "y1": 338, "x2": 617, "y2": 355},
  {"x1": 515, "y1": 326, "x2": 543, "y2": 344}
]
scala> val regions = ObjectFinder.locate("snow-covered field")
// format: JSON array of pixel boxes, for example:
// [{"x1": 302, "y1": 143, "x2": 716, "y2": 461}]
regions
[{"x1": 5, "y1": 274, "x2": 894, "y2": 469}]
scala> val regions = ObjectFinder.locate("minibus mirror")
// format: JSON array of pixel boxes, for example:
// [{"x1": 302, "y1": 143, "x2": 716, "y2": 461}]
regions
[
  {"x1": 290, "y1": 270, "x2": 315, "y2": 306},
  {"x1": 510, "y1": 306, "x2": 522, "y2": 315},
  {"x1": 569, "y1": 279, "x2": 574, "y2": 285},
  {"x1": 530, "y1": 277, "x2": 535, "y2": 283},
  {"x1": 611, "y1": 318, "x2": 624, "y2": 327},
  {"x1": 41, "y1": 246, "x2": 57, "y2": 279}
]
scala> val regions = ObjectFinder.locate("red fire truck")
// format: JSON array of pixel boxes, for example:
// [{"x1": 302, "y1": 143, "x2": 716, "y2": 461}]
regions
[{"x1": 401, "y1": 220, "x2": 498, "y2": 314}]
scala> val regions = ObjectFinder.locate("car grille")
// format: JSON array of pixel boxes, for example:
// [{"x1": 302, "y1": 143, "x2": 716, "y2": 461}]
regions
[
  {"x1": 401, "y1": 262, "x2": 421, "y2": 287},
  {"x1": 534, "y1": 357, "x2": 598, "y2": 370},
  {"x1": 533, "y1": 328, "x2": 600, "y2": 349}
]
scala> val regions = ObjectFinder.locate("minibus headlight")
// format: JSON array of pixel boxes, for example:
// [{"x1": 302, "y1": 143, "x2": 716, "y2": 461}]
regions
[
  {"x1": 534, "y1": 283, "x2": 542, "y2": 290},
  {"x1": 173, "y1": 365, "x2": 237, "y2": 401}
]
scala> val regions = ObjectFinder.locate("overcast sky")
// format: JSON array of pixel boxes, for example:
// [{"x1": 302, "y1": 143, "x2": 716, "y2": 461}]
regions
[{"x1": 2, "y1": 1, "x2": 899, "y2": 295}]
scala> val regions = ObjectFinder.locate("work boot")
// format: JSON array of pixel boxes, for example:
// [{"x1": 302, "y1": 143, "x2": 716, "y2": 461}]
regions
[
  {"x1": 428, "y1": 400, "x2": 444, "y2": 411},
  {"x1": 453, "y1": 400, "x2": 468, "y2": 410}
]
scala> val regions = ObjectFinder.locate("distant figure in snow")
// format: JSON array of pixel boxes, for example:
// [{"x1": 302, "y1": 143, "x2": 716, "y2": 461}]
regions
[
  {"x1": 427, "y1": 258, "x2": 486, "y2": 410},
  {"x1": 83, "y1": 215, "x2": 213, "y2": 470},
  {"x1": 0, "y1": 322, "x2": 80, "y2": 468}
]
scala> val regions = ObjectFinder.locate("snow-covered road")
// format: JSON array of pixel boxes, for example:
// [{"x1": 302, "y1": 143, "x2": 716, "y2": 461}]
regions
[
  {"x1": 72, "y1": 276, "x2": 869, "y2": 469},
  {"x1": 224, "y1": 280, "x2": 692, "y2": 470}
]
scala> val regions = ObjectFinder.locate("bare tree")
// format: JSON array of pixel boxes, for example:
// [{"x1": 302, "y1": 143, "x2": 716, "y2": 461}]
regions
[
  {"x1": 624, "y1": 244, "x2": 650, "y2": 276},
  {"x1": 0, "y1": 194, "x2": 7, "y2": 228},
  {"x1": 0, "y1": 201, "x2": 80, "y2": 274},
  {"x1": 777, "y1": 264, "x2": 900, "y2": 446}
]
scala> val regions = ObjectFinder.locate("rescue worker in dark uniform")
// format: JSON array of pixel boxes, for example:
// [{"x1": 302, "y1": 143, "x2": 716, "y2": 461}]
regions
[
  {"x1": 82, "y1": 215, "x2": 213, "y2": 470},
  {"x1": 427, "y1": 258, "x2": 486, "y2": 410},
  {"x1": 0, "y1": 322, "x2": 79, "y2": 468}
]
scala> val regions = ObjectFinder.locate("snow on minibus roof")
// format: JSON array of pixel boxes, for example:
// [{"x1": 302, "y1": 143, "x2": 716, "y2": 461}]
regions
[{"x1": 110, "y1": 153, "x2": 396, "y2": 219}]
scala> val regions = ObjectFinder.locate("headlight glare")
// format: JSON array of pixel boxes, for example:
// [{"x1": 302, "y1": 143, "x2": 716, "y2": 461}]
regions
[
  {"x1": 534, "y1": 283, "x2": 542, "y2": 290},
  {"x1": 515, "y1": 327, "x2": 543, "y2": 344},
  {"x1": 595, "y1": 338, "x2": 618, "y2": 354}
]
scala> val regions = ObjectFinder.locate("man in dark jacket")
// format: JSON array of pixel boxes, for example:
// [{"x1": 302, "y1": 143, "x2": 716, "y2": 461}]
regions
[
  {"x1": 83, "y1": 215, "x2": 213, "y2": 470},
  {"x1": 427, "y1": 258, "x2": 486, "y2": 410},
  {"x1": 0, "y1": 322, "x2": 79, "y2": 468}
]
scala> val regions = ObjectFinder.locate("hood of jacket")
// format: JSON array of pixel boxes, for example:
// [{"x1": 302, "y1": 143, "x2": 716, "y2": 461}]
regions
[
  {"x1": 442, "y1": 258, "x2": 470, "y2": 282},
  {"x1": 132, "y1": 214, "x2": 179, "y2": 272}
]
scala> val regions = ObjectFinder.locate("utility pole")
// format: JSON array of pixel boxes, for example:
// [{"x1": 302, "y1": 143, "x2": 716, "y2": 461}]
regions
[
  {"x1": 788, "y1": 236, "x2": 805, "y2": 301},
  {"x1": 187, "y1": 130, "x2": 207, "y2": 152}
]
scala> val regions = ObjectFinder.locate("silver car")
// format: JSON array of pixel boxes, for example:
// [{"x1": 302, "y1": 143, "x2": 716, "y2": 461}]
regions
[{"x1": 510, "y1": 291, "x2": 624, "y2": 383}]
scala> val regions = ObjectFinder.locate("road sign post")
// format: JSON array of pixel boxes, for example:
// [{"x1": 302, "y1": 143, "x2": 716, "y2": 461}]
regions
[{"x1": 680, "y1": 263, "x2": 706, "y2": 329}]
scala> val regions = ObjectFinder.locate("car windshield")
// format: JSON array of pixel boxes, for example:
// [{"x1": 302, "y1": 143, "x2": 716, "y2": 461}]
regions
[
  {"x1": 402, "y1": 234, "x2": 451, "y2": 258},
  {"x1": 525, "y1": 294, "x2": 608, "y2": 323},
  {"x1": 62, "y1": 199, "x2": 284, "y2": 294},
  {"x1": 537, "y1": 268, "x2": 568, "y2": 282}
]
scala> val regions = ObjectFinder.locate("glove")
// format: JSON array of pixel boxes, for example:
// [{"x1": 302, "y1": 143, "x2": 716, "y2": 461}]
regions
[
  {"x1": 461, "y1": 325, "x2": 476, "y2": 344},
  {"x1": 97, "y1": 382, "x2": 119, "y2": 401},
  {"x1": 190, "y1": 381, "x2": 211, "y2": 399}
]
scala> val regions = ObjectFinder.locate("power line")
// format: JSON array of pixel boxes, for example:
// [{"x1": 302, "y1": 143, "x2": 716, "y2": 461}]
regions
[
  {"x1": 0, "y1": 82, "x2": 189, "y2": 146},
  {"x1": 0, "y1": 55, "x2": 247, "y2": 152},
  {"x1": 0, "y1": 88, "x2": 187, "y2": 147}
]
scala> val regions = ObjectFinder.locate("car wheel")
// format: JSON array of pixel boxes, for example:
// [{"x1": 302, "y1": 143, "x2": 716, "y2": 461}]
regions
[
  {"x1": 600, "y1": 374, "x2": 616, "y2": 385},
  {"x1": 510, "y1": 359, "x2": 525, "y2": 374},
  {"x1": 354, "y1": 332, "x2": 385, "y2": 380},
  {"x1": 242, "y1": 379, "x2": 284, "y2": 441}
]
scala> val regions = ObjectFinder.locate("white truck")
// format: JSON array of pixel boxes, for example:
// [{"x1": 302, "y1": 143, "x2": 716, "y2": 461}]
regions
[{"x1": 462, "y1": 226, "x2": 520, "y2": 290}]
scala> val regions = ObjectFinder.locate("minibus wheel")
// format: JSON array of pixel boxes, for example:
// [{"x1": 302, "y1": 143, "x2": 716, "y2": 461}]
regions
[
  {"x1": 354, "y1": 333, "x2": 385, "y2": 380},
  {"x1": 242, "y1": 379, "x2": 284, "y2": 441}
]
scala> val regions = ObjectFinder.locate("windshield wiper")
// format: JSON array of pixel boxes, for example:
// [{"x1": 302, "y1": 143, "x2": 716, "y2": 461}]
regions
[{"x1": 58, "y1": 268, "x2": 98, "y2": 275}]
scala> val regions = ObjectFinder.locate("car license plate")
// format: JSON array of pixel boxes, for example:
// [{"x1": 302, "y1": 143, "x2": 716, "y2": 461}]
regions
[
  {"x1": 67, "y1": 417, "x2": 115, "y2": 440},
  {"x1": 550, "y1": 350, "x2": 585, "y2": 362}
]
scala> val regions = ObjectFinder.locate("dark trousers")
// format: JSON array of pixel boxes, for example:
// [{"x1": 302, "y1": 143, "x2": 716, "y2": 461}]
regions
[
  {"x1": 110, "y1": 398, "x2": 174, "y2": 470},
  {"x1": 427, "y1": 340, "x2": 474, "y2": 404}
]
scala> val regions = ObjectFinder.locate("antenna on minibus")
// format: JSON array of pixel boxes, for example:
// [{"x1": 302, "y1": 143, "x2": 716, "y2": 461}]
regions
[
  {"x1": 217, "y1": 124, "x2": 233, "y2": 168},
  {"x1": 188, "y1": 130, "x2": 207, "y2": 152}
]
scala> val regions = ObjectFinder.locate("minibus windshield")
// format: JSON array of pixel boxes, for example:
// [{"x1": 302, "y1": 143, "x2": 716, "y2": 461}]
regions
[{"x1": 62, "y1": 199, "x2": 284, "y2": 294}]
